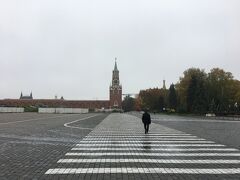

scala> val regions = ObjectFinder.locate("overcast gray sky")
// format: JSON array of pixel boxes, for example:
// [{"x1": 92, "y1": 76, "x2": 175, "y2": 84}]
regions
[{"x1": 0, "y1": 0, "x2": 239, "y2": 100}]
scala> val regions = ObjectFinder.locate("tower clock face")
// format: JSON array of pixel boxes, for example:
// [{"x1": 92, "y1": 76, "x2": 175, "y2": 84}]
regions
[{"x1": 114, "y1": 80, "x2": 118, "y2": 84}]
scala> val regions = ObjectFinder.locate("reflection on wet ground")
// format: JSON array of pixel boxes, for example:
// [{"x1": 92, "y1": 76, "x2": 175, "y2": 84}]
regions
[{"x1": 142, "y1": 135, "x2": 152, "y2": 151}]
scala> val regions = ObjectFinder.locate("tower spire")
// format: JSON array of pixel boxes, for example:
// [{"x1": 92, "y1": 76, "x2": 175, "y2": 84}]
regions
[
  {"x1": 163, "y1": 80, "x2": 166, "y2": 90},
  {"x1": 114, "y1": 57, "x2": 118, "y2": 71}
]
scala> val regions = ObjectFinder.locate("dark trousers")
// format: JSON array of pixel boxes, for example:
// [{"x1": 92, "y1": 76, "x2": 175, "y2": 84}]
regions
[{"x1": 144, "y1": 123, "x2": 150, "y2": 134}]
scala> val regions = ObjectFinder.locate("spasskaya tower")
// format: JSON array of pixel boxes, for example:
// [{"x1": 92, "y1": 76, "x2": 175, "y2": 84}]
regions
[{"x1": 109, "y1": 58, "x2": 122, "y2": 109}]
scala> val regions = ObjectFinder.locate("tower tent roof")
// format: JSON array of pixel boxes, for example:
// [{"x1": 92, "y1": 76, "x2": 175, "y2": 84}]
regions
[{"x1": 114, "y1": 58, "x2": 118, "y2": 71}]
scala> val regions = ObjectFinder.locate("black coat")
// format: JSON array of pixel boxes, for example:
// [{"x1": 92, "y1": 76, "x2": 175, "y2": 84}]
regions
[{"x1": 142, "y1": 112, "x2": 151, "y2": 124}]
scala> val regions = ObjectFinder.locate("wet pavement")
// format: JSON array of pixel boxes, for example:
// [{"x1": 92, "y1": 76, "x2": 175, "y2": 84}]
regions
[
  {"x1": 44, "y1": 113, "x2": 240, "y2": 180},
  {"x1": 1, "y1": 113, "x2": 240, "y2": 179},
  {"x1": 0, "y1": 113, "x2": 108, "y2": 180}
]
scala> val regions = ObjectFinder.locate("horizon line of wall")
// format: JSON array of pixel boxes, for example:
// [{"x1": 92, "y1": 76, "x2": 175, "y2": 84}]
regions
[
  {"x1": 0, "y1": 107, "x2": 89, "y2": 114},
  {"x1": 0, "y1": 107, "x2": 118, "y2": 113}
]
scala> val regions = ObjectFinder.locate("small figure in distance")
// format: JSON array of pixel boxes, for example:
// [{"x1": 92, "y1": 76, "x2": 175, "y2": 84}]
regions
[{"x1": 142, "y1": 109, "x2": 151, "y2": 134}]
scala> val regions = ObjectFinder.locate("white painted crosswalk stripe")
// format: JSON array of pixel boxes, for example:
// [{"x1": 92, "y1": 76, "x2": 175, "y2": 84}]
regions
[
  {"x1": 79, "y1": 140, "x2": 215, "y2": 143},
  {"x1": 90, "y1": 133, "x2": 192, "y2": 136},
  {"x1": 86, "y1": 135, "x2": 198, "y2": 138},
  {"x1": 45, "y1": 168, "x2": 240, "y2": 174},
  {"x1": 66, "y1": 152, "x2": 240, "y2": 157},
  {"x1": 57, "y1": 159, "x2": 240, "y2": 164},
  {"x1": 83, "y1": 138, "x2": 206, "y2": 140},
  {"x1": 76, "y1": 143, "x2": 225, "y2": 147},
  {"x1": 71, "y1": 147, "x2": 238, "y2": 151}
]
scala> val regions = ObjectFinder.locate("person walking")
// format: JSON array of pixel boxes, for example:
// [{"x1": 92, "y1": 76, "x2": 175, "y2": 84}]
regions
[{"x1": 142, "y1": 110, "x2": 151, "y2": 134}]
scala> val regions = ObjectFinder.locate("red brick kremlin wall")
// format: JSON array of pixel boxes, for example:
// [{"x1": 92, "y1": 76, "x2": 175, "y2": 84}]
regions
[{"x1": 0, "y1": 99, "x2": 110, "y2": 109}]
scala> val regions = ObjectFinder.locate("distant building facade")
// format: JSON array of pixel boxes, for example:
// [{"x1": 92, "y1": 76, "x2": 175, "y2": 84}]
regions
[{"x1": 0, "y1": 61, "x2": 122, "y2": 110}]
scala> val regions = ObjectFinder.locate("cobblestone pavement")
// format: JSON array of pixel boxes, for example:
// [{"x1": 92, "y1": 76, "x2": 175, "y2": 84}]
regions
[
  {"x1": 0, "y1": 113, "x2": 108, "y2": 180},
  {"x1": 146, "y1": 113, "x2": 240, "y2": 150},
  {"x1": 44, "y1": 114, "x2": 240, "y2": 180}
]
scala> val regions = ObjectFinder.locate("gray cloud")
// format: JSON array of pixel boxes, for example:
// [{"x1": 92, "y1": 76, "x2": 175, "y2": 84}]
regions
[{"x1": 0, "y1": 0, "x2": 240, "y2": 99}]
